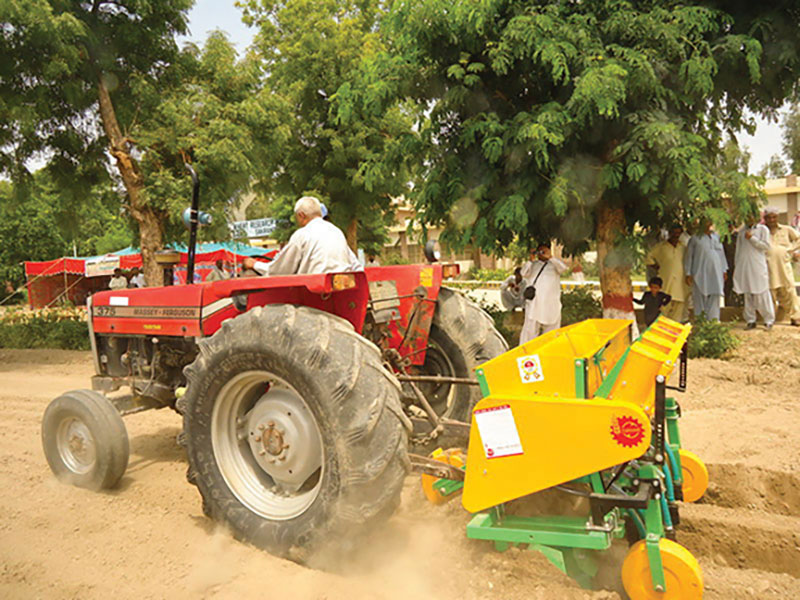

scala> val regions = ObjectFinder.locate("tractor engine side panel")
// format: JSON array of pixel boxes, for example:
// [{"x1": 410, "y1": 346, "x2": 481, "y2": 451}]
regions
[{"x1": 364, "y1": 264, "x2": 444, "y2": 366}]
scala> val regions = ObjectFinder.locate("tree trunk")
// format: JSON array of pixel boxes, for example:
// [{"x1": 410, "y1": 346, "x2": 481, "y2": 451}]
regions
[
  {"x1": 346, "y1": 219, "x2": 358, "y2": 252},
  {"x1": 96, "y1": 75, "x2": 163, "y2": 286},
  {"x1": 596, "y1": 203, "x2": 638, "y2": 335}
]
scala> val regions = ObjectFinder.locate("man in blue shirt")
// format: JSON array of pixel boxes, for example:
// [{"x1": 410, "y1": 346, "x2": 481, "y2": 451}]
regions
[{"x1": 684, "y1": 220, "x2": 728, "y2": 321}]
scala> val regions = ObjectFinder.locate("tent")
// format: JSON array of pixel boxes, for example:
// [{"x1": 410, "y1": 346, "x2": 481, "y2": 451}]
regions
[{"x1": 24, "y1": 242, "x2": 275, "y2": 309}]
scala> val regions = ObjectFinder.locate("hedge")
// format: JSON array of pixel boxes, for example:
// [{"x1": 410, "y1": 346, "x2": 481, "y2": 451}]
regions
[{"x1": 0, "y1": 307, "x2": 90, "y2": 350}]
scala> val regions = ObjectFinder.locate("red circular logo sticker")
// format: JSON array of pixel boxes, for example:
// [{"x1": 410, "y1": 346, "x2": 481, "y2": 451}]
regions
[{"x1": 610, "y1": 415, "x2": 645, "y2": 448}]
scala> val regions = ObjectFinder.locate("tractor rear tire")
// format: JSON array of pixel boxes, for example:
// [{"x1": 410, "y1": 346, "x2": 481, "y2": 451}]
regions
[
  {"x1": 41, "y1": 389, "x2": 129, "y2": 490},
  {"x1": 424, "y1": 287, "x2": 508, "y2": 422},
  {"x1": 181, "y1": 305, "x2": 411, "y2": 561}
]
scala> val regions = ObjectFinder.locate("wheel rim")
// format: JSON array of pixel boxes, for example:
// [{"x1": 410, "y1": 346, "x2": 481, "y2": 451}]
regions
[
  {"x1": 211, "y1": 371, "x2": 324, "y2": 521},
  {"x1": 415, "y1": 338, "x2": 457, "y2": 417},
  {"x1": 56, "y1": 417, "x2": 96, "y2": 474}
]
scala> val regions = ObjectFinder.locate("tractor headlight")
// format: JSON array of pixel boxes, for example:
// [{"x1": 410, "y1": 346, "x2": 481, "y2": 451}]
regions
[
  {"x1": 331, "y1": 274, "x2": 357, "y2": 290},
  {"x1": 424, "y1": 239, "x2": 441, "y2": 263}
]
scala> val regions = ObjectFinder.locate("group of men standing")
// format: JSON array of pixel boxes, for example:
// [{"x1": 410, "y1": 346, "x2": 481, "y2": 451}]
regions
[
  {"x1": 645, "y1": 209, "x2": 800, "y2": 329},
  {"x1": 502, "y1": 208, "x2": 800, "y2": 346}
]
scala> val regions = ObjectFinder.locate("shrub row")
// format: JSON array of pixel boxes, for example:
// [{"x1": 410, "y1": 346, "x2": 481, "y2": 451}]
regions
[{"x1": 0, "y1": 307, "x2": 90, "y2": 350}]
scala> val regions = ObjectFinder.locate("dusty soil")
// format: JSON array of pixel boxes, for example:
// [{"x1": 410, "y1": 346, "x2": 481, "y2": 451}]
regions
[{"x1": 1, "y1": 324, "x2": 799, "y2": 599}]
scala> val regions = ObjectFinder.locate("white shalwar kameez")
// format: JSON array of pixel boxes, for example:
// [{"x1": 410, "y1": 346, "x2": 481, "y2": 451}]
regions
[
  {"x1": 519, "y1": 257, "x2": 568, "y2": 344},
  {"x1": 684, "y1": 232, "x2": 728, "y2": 320},
  {"x1": 252, "y1": 217, "x2": 362, "y2": 276},
  {"x1": 733, "y1": 224, "x2": 774, "y2": 326},
  {"x1": 500, "y1": 275, "x2": 524, "y2": 310}
]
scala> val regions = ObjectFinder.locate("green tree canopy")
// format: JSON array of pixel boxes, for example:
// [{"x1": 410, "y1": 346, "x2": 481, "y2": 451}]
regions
[
  {"x1": 1, "y1": 3, "x2": 289, "y2": 282},
  {"x1": 239, "y1": 0, "x2": 415, "y2": 254},
  {"x1": 0, "y1": 170, "x2": 132, "y2": 291},
  {"x1": 758, "y1": 153, "x2": 787, "y2": 179},
  {"x1": 128, "y1": 31, "x2": 288, "y2": 244},
  {"x1": 340, "y1": 0, "x2": 800, "y2": 314},
  {"x1": 1, "y1": 0, "x2": 194, "y2": 283}
]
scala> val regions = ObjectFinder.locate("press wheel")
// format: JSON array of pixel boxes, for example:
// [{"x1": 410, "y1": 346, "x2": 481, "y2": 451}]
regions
[
  {"x1": 679, "y1": 449, "x2": 709, "y2": 502},
  {"x1": 621, "y1": 538, "x2": 702, "y2": 600}
]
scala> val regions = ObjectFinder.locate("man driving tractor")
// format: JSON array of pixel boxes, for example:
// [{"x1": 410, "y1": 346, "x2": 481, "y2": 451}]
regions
[{"x1": 242, "y1": 196, "x2": 362, "y2": 276}]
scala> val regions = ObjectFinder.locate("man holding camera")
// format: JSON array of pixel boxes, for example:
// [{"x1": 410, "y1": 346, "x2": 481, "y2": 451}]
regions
[{"x1": 519, "y1": 243, "x2": 568, "y2": 344}]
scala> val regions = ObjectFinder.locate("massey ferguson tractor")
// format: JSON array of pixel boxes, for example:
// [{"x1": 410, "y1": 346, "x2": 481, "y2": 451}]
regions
[{"x1": 41, "y1": 167, "x2": 507, "y2": 559}]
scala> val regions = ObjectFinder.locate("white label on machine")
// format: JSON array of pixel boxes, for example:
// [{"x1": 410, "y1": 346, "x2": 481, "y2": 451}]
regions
[
  {"x1": 474, "y1": 404, "x2": 523, "y2": 459},
  {"x1": 109, "y1": 296, "x2": 129, "y2": 306},
  {"x1": 517, "y1": 354, "x2": 544, "y2": 383}
]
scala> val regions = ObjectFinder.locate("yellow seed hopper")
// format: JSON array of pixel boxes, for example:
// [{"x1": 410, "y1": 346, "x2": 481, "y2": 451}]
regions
[{"x1": 456, "y1": 316, "x2": 705, "y2": 599}]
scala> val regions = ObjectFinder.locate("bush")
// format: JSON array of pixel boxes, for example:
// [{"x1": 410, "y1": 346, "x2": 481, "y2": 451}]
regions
[
  {"x1": 381, "y1": 250, "x2": 410, "y2": 265},
  {"x1": 0, "y1": 307, "x2": 90, "y2": 350},
  {"x1": 687, "y1": 316, "x2": 739, "y2": 359},
  {"x1": 466, "y1": 267, "x2": 511, "y2": 281},
  {"x1": 561, "y1": 286, "x2": 603, "y2": 325}
]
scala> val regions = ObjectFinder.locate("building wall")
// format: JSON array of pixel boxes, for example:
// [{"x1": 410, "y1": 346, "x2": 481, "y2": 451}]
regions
[{"x1": 765, "y1": 174, "x2": 799, "y2": 224}]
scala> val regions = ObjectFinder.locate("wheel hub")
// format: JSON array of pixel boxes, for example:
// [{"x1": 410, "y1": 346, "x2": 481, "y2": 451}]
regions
[
  {"x1": 261, "y1": 423, "x2": 287, "y2": 456},
  {"x1": 57, "y1": 418, "x2": 96, "y2": 474},
  {"x1": 245, "y1": 388, "x2": 322, "y2": 493}
]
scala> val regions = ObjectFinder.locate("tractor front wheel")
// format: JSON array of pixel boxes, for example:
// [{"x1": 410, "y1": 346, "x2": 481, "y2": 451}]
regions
[
  {"x1": 181, "y1": 305, "x2": 410, "y2": 560},
  {"x1": 41, "y1": 389, "x2": 129, "y2": 490}
]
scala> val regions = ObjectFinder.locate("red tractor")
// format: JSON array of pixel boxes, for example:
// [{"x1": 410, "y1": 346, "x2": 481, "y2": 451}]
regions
[{"x1": 41, "y1": 169, "x2": 506, "y2": 560}]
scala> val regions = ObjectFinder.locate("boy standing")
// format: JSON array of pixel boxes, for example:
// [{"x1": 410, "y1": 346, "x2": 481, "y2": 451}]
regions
[{"x1": 634, "y1": 277, "x2": 672, "y2": 326}]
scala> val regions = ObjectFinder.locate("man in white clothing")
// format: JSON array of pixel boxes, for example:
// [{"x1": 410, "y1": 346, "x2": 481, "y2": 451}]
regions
[
  {"x1": 519, "y1": 244, "x2": 568, "y2": 344},
  {"x1": 109, "y1": 268, "x2": 128, "y2": 291},
  {"x1": 242, "y1": 196, "x2": 362, "y2": 276},
  {"x1": 128, "y1": 267, "x2": 145, "y2": 288},
  {"x1": 500, "y1": 267, "x2": 525, "y2": 310},
  {"x1": 733, "y1": 218, "x2": 774, "y2": 330}
]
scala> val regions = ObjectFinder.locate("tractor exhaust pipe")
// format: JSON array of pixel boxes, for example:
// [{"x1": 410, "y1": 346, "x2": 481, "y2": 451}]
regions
[{"x1": 185, "y1": 164, "x2": 200, "y2": 285}]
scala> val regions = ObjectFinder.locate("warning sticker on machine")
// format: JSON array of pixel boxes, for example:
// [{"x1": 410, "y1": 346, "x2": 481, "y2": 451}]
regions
[
  {"x1": 419, "y1": 266, "x2": 434, "y2": 287},
  {"x1": 517, "y1": 354, "x2": 544, "y2": 383},
  {"x1": 474, "y1": 404, "x2": 523, "y2": 459}
]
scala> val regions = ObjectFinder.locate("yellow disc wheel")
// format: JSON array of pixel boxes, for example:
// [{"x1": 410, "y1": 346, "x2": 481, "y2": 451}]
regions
[
  {"x1": 421, "y1": 448, "x2": 465, "y2": 505},
  {"x1": 622, "y1": 539, "x2": 703, "y2": 600},
  {"x1": 679, "y1": 449, "x2": 709, "y2": 503}
]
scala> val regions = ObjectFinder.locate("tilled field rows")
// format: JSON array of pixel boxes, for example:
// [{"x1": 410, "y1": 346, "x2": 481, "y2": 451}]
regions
[
  {"x1": 677, "y1": 463, "x2": 800, "y2": 598},
  {"x1": 2, "y1": 330, "x2": 800, "y2": 600}
]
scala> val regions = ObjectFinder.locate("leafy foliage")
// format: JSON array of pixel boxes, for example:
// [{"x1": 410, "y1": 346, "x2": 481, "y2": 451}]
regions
[
  {"x1": 0, "y1": 173, "x2": 132, "y2": 290},
  {"x1": 239, "y1": 0, "x2": 415, "y2": 253},
  {"x1": 0, "y1": 307, "x2": 89, "y2": 350},
  {"x1": 758, "y1": 154, "x2": 787, "y2": 178},
  {"x1": 0, "y1": 2, "x2": 280, "y2": 282},
  {"x1": 129, "y1": 32, "x2": 288, "y2": 244},
  {"x1": 561, "y1": 286, "x2": 603, "y2": 326},
  {"x1": 0, "y1": 0, "x2": 192, "y2": 178},
  {"x1": 338, "y1": 0, "x2": 800, "y2": 263},
  {"x1": 687, "y1": 316, "x2": 740, "y2": 359},
  {"x1": 466, "y1": 267, "x2": 511, "y2": 281}
]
